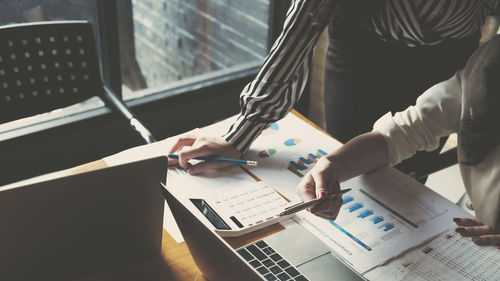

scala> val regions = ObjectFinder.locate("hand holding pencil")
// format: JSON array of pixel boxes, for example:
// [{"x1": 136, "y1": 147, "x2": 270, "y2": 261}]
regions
[
  {"x1": 168, "y1": 135, "x2": 244, "y2": 174},
  {"x1": 296, "y1": 156, "x2": 345, "y2": 221},
  {"x1": 280, "y1": 188, "x2": 351, "y2": 217},
  {"x1": 168, "y1": 154, "x2": 257, "y2": 166}
]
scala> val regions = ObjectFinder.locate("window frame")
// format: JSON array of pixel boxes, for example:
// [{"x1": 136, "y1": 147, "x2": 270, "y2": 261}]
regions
[{"x1": 0, "y1": 0, "x2": 288, "y2": 142}]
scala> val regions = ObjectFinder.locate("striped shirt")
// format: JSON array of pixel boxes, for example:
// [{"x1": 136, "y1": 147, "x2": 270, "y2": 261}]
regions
[{"x1": 223, "y1": 0, "x2": 491, "y2": 152}]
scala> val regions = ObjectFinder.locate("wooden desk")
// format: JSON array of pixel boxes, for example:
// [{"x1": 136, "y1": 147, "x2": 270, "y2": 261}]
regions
[{"x1": 70, "y1": 110, "x2": 334, "y2": 281}]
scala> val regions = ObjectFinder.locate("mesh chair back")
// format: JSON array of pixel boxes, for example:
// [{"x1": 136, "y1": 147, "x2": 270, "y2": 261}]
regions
[{"x1": 0, "y1": 21, "x2": 102, "y2": 123}]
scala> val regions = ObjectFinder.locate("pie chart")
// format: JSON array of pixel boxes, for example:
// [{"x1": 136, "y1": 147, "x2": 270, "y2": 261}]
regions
[
  {"x1": 258, "y1": 148, "x2": 277, "y2": 158},
  {"x1": 261, "y1": 122, "x2": 279, "y2": 136},
  {"x1": 284, "y1": 138, "x2": 301, "y2": 146}
]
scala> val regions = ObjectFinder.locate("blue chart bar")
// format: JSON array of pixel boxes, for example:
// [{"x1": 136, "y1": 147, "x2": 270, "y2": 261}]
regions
[
  {"x1": 359, "y1": 189, "x2": 418, "y2": 228},
  {"x1": 357, "y1": 209, "x2": 373, "y2": 219},
  {"x1": 299, "y1": 157, "x2": 312, "y2": 164},
  {"x1": 318, "y1": 149, "x2": 328, "y2": 156},
  {"x1": 379, "y1": 223, "x2": 395, "y2": 232},
  {"x1": 342, "y1": 196, "x2": 354, "y2": 205},
  {"x1": 329, "y1": 221, "x2": 372, "y2": 251},
  {"x1": 371, "y1": 216, "x2": 384, "y2": 224},
  {"x1": 289, "y1": 161, "x2": 307, "y2": 170},
  {"x1": 308, "y1": 153, "x2": 319, "y2": 160},
  {"x1": 347, "y1": 202, "x2": 363, "y2": 212}
]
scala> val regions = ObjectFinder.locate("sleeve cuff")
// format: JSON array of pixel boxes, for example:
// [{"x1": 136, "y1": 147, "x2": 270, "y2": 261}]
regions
[
  {"x1": 222, "y1": 115, "x2": 268, "y2": 153},
  {"x1": 373, "y1": 112, "x2": 410, "y2": 166}
]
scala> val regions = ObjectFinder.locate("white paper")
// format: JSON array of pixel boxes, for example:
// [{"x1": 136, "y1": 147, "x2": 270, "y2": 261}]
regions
[
  {"x1": 365, "y1": 230, "x2": 500, "y2": 281},
  {"x1": 166, "y1": 165, "x2": 255, "y2": 198},
  {"x1": 206, "y1": 182, "x2": 289, "y2": 228},
  {"x1": 293, "y1": 167, "x2": 472, "y2": 274},
  {"x1": 245, "y1": 114, "x2": 343, "y2": 201},
  {"x1": 103, "y1": 128, "x2": 200, "y2": 167}
]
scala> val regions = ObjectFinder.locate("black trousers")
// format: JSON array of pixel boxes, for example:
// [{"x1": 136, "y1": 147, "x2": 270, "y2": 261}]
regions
[{"x1": 323, "y1": 28, "x2": 479, "y2": 180}]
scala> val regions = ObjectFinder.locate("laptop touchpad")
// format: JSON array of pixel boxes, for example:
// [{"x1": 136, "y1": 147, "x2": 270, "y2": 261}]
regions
[
  {"x1": 263, "y1": 222, "x2": 365, "y2": 281},
  {"x1": 297, "y1": 253, "x2": 365, "y2": 281},
  {"x1": 263, "y1": 222, "x2": 330, "y2": 266}
]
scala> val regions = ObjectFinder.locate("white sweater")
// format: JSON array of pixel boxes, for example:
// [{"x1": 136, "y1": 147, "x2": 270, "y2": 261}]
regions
[{"x1": 373, "y1": 72, "x2": 500, "y2": 231}]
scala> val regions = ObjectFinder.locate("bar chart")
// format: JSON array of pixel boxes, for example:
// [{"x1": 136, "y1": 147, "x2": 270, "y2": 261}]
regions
[
  {"x1": 286, "y1": 149, "x2": 327, "y2": 177},
  {"x1": 325, "y1": 191, "x2": 412, "y2": 252}
]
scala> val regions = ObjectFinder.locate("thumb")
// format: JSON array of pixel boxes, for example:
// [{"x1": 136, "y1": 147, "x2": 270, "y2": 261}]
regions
[{"x1": 311, "y1": 172, "x2": 327, "y2": 199}]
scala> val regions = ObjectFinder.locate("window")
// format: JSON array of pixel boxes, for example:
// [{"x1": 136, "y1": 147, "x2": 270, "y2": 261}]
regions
[
  {"x1": 118, "y1": 0, "x2": 270, "y2": 99},
  {"x1": 0, "y1": 0, "x2": 103, "y2": 139},
  {"x1": 0, "y1": 0, "x2": 273, "y2": 139}
]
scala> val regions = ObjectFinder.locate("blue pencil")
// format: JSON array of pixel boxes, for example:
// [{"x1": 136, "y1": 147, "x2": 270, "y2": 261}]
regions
[{"x1": 167, "y1": 154, "x2": 258, "y2": 166}]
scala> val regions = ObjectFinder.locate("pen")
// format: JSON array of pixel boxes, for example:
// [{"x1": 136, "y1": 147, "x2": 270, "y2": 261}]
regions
[
  {"x1": 167, "y1": 153, "x2": 258, "y2": 166},
  {"x1": 279, "y1": 188, "x2": 351, "y2": 217}
]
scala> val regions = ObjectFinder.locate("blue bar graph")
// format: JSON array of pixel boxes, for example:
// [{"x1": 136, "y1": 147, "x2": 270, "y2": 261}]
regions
[
  {"x1": 342, "y1": 196, "x2": 354, "y2": 205},
  {"x1": 357, "y1": 209, "x2": 373, "y2": 218},
  {"x1": 379, "y1": 223, "x2": 395, "y2": 232},
  {"x1": 329, "y1": 221, "x2": 372, "y2": 251},
  {"x1": 289, "y1": 161, "x2": 307, "y2": 170},
  {"x1": 299, "y1": 157, "x2": 312, "y2": 164},
  {"x1": 308, "y1": 153, "x2": 319, "y2": 159},
  {"x1": 371, "y1": 216, "x2": 384, "y2": 224},
  {"x1": 347, "y1": 202, "x2": 363, "y2": 212}
]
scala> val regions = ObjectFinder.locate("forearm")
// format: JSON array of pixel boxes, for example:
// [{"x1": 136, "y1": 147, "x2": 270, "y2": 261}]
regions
[
  {"x1": 480, "y1": 15, "x2": 500, "y2": 45},
  {"x1": 326, "y1": 131, "x2": 389, "y2": 182},
  {"x1": 224, "y1": 0, "x2": 337, "y2": 153}
]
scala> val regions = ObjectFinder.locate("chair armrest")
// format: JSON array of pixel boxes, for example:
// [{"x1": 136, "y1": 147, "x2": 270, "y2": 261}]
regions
[
  {"x1": 415, "y1": 147, "x2": 458, "y2": 182},
  {"x1": 103, "y1": 86, "x2": 156, "y2": 144}
]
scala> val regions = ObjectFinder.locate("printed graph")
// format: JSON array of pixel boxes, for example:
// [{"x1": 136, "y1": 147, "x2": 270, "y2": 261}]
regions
[
  {"x1": 367, "y1": 231, "x2": 500, "y2": 281},
  {"x1": 342, "y1": 196, "x2": 394, "y2": 232},
  {"x1": 261, "y1": 122, "x2": 279, "y2": 136},
  {"x1": 326, "y1": 194, "x2": 401, "y2": 251},
  {"x1": 168, "y1": 167, "x2": 188, "y2": 175},
  {"x1": 284, "y1": 138, "x2": 301, "y2": 146},
  {"x1": 286, "y1": 149, "x2": 327, "y2": 177},
  {"x1": 258, "y1": 148, "x2": 277, "y2": 158}
]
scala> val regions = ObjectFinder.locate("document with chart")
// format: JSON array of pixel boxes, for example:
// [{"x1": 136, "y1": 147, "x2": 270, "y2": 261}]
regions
[
  {"x1": 293, "y1": 167, "x2": 472, "y2": 274},
  {"x1": 244, "y1": 113, "x2": 343, "y2": 202},
  {"x1": 167, "y1": 166, "x2": 291, "y2": 237},
  {"x1": 365, "y1": 230, "x2": 500, "y2": 280}
]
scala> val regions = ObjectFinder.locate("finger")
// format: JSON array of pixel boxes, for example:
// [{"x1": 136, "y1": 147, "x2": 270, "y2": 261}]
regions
[
  {"x1": 453, "y1": 217, "x2": 484, "y2": 227},
  {"x1": 314, "y1": 213, "x2": 337, "y2": 221},
  {"x1": 310, "y1": 180, "x2": 339, "y2": 211},
  {"x1": 310, "y1": 195, "x2": 342, "y2": 219},
  {"x1": 179, "y1": 142, "x2": 221, "y2": 161},
  {"x1": 297, "y1": 172, "x2": 316, "y2": 199},
  {"x1": 177, "y1": 147, "x2": 194, "y2": 168},
  {"x1": 310, "y1": 172, "x2": 328, "y2": 199},
  {"x1": 471, "y1": 234, "x2": 500, "y2": 247},
  {"x1": 327, "y1": 196, "x2": 343, "y2": 218},
  {"x1": 311, "y1": 206, "x2": 338, "y2": 220},
  {"x1": 333, "y1": 179, "x2": 341, "y2": 192},
  {"x1": 177, "y1": 143, "x2": 219, "y2": 168},
  {"x1": 310, "y1": 194, "x2": 339, "y2": 212},
  {"x1": 314, "y1": 208, "x2": 340, "y2": 221},
  {"x1": 167, "y1": 157, "x2": 179, "y2": 166},
  {"x1": 296, "y1": 173, "x2": 317, "y2": 202},
  {"x1": 455, "y1": 225, "x2": 494, "y2": 237},
  {"x1": 187, "y1": 161, "x2": 234, "y2": 175},
  {"x1": 169, "y1": 137, "x2": 197, "y2": 154}
]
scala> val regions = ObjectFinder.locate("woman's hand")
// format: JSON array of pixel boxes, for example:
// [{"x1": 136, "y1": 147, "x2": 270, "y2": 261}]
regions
[
  {"x1": 296, "y1": 157, "x2": 343, "y2": 220},
  {"x1": 168, "y1": 136, "x2": 242, "y2": 174},
  {"x1": 454, "y1": 217, "x2": 500, "y2": 249}
]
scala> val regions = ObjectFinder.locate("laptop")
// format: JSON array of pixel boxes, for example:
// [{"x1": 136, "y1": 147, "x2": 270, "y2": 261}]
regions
[
  {"x1": 161, "y1": 182, "x2": 366, "y2": 281},
  {"x1": 0, "y1": 156, "x2": 166, "y2": 281}
]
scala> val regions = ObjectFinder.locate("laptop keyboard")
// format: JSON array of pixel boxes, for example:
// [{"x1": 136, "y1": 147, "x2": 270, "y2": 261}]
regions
[{"x1": 237, "y1": 240, "x2": 308, "y2": 281}]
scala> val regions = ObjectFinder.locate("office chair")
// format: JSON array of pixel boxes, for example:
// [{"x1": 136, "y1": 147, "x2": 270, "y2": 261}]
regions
[
  {"x1": 0, "y1": 20, "x2": 155, "y2": 144},
  {"x1": 413, "y1": 147, "x2": 458, "y2": 182}
]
